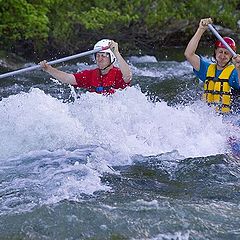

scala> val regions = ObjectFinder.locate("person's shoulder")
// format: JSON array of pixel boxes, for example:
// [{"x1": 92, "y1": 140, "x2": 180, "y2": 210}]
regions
[
  {"x1": 113, "y1": 66, "x2": 124, "y2": 76},
  {"x1": 199, "y1": 56, "x2": 212, "y2": 65},
  {"x1": 199, "y1": 56, "x2": 213, "y2": 73},
  {"x1": 106, "y1": 66, "x2": 121, "y2": 74}
]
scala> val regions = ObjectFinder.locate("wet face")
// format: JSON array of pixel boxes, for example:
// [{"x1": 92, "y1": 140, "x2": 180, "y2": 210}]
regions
[
  {"x1": 95, "y1": 52, "x2": 111, "y2": 70},
  {"x1": 215, "y1": 48, "x2": 232, "y2": 68}
]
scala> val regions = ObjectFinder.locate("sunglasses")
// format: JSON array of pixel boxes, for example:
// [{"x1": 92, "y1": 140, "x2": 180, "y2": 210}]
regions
[{"x1": 95, "y1": 52, "x2": 110, "y2": 58}]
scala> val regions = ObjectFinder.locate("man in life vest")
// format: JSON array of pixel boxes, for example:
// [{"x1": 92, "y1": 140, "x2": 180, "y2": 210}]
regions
[
  {"x1": 184, "y1": 18, "x2": 240, "y2": 113},
  {"x1": 39, "y1": 39, "x2": 132, "y2": 94}
]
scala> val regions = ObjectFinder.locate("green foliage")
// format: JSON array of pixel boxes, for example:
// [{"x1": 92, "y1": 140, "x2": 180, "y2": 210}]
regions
[
  {"x1": 78, "y1": 7, "x2": 133, "y2": 30},
  {"x1": 173, "y1": 0, "x2": 240, "y2": 28},
  {"x1": 0, "y1": 0, "x2": 50, "y2": 43},
  {"x1": 47, "y1": 3, "x2": 136, "y2": 41},
  {"x1": 140, "y1": 0, "x2": 176, "y2": 27},
  {"x1": 0, "y1": 0, "x2": 239, "y2": 57}
]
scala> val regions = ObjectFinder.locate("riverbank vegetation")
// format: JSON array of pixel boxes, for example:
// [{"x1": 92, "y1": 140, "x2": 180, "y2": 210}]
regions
[{"x1": 0, "y1": 0, "x2": 240, "y2": 60}]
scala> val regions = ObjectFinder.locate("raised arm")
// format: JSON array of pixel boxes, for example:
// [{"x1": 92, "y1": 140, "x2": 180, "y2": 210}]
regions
[
  {"x1": 109, "y1": 41, "x2": 132, "y2": 83},
  {"x1": 232, "y1": 54, "x2": 240, "y2": 87},
  {"x1": 39, "y1": 60, "x2": 77, "y2": 85},
  {"x1": 184, "y1": 18, "x2": 213, "y2": 71}
]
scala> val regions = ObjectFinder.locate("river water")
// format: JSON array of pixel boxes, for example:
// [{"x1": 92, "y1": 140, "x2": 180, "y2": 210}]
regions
[{"x1": 0, "y1": 48, "x2": 240, "y2": 239}]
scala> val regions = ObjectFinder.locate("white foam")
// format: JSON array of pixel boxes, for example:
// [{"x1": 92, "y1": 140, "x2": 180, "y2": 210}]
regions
[
  {"x1": 0, "y1": 88, "x2": 89, "y2": 160},
  {"x1": 131, "y1": 61, "x2": 193, "y2": 78},
  {"x1": 0, "y1": 86, "x2": 237, "y2": 211},
  {"x1": 129, "y1": 55, "x2": 158, "y2": 63},
  {"x1": 0, "y1": 86, "x2": 233, "y2": 162},
  {"x1": 136, "y1": 231, "x2": 190, "y2": 240}
]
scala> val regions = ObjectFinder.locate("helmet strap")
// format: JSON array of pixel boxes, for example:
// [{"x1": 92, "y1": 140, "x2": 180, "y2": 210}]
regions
[
  {"x1": 216, "y1": 58, "x2": 232, "y2": 68},
  {"x1": 212, "y1": 51, "x2": 232, "y2": 69}
]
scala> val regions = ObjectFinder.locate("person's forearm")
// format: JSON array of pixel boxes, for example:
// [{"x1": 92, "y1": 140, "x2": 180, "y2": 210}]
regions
[
  {"x1": 232, "y1": 55, "x2": 240, "y2": 86},
  {"x1": 184, "y1": 28, "x2": 205, "y2": 59},
  {"x1": 45, "y1": 65, "x2": 76, "y2": 85},
  {"x1": 184, "y1": 26, "x2": 207, "y2": 71},
  {"x1": 115, "y1": 52, "x2": 132, "y2": 83}
]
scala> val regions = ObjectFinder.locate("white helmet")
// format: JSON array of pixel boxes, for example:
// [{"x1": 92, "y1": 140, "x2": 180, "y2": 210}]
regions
[{"x1": 94, "y1": 39, "x2": 115, "y2": 64}]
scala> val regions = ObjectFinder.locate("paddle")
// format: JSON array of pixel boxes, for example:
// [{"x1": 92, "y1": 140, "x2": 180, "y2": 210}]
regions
[
  {"x1": 208, "y1": 24, "x2": 237, "y2": 58},
  {"x1": 0, "y1": 46, "x2": 109, "y2": 79}
]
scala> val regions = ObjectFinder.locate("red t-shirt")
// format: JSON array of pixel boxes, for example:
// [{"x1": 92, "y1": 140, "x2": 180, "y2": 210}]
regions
[{"x1": 73, "y1": 67, "x2": 130, "y2": 94}]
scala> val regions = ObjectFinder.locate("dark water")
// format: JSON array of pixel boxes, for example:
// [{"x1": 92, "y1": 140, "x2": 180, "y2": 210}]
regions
[{"x1": 0, "y1": 49, "x2": 240, "y2": 239}]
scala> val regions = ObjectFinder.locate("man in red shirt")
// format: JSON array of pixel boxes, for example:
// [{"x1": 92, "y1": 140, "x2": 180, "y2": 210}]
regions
[{"x1": 39, "y1": 39, "x2": 132, "y2": 94}]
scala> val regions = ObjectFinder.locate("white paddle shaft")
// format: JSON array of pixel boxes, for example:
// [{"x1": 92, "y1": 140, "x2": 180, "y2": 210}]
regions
[
  {"x1": 208, "y1": 24, "x2": 237, "y2": 57},
  {"x1": 0, "y1": 47, "x2": 108, "y2": 79}
]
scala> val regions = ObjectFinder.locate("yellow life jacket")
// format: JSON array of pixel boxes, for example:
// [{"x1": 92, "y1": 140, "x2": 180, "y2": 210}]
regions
[{"x1": 203, "y1": 64, "x2": 235, "y2": 113}]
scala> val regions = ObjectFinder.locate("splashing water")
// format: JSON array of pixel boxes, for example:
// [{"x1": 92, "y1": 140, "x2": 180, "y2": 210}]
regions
[
  {"x1": 0, "y1": 86, "x2": 233, "y2": 161},
  {"x1": 0, "y1": 54, "x2": 240, "y2": 240}
]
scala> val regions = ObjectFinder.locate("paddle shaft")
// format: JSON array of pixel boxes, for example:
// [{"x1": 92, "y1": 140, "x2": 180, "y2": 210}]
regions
[
  {"x1": 0, "y1": 46, "x2": 108, "y2": 79},
  {"x1": 208, "y1": 24, "x2": 237, "y2": 58}
]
